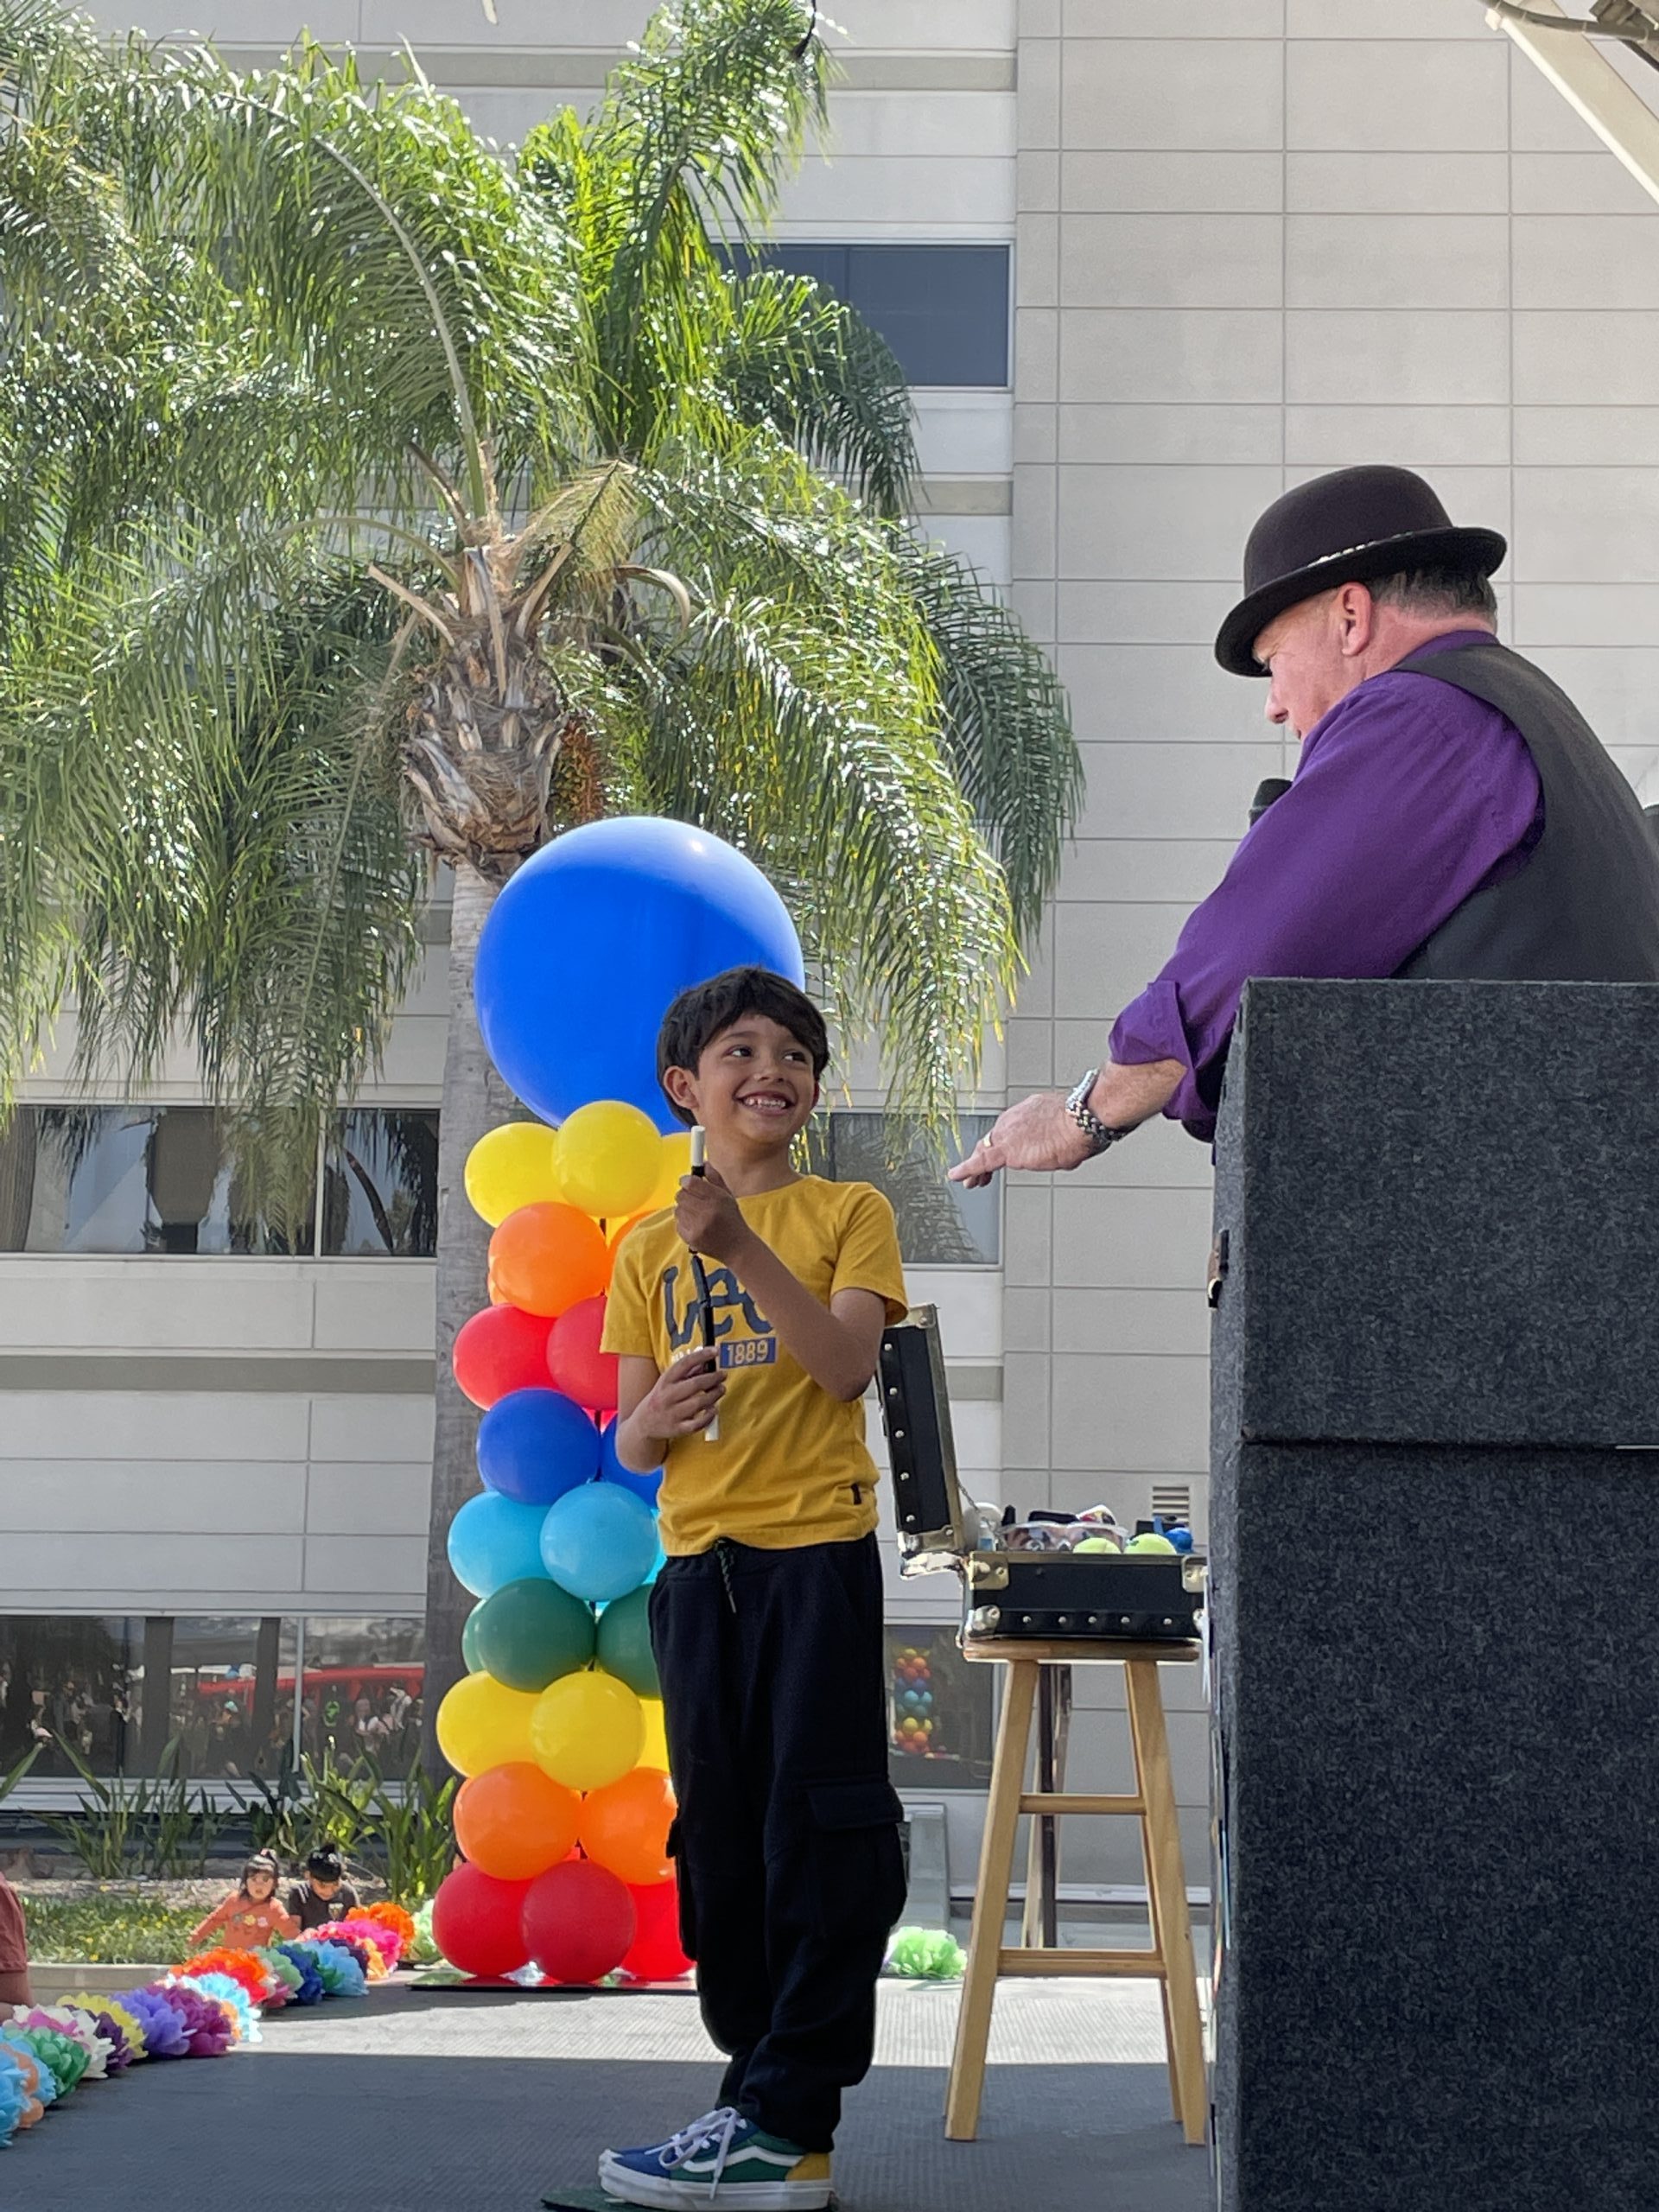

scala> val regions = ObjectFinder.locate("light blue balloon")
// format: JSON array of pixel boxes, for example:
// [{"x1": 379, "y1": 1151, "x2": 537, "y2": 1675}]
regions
[
  {"x1": 474, "y1": 816, "x2": 804, "y2": 1132},
  {"x1": 447, "y1": 1491, "x2": 549, "y2": 1599},
  {"x1": 540, "y1": 1482, "x2": 661, "y2": 1605}
]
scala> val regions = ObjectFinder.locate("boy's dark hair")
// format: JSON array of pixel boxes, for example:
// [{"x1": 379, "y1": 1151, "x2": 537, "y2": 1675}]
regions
[
  {"x1": 657, "y1": 966, "x2": 829, "y2": 1126},
  {"x1": 307, "y1": 1844, "x2": 345, "y2": 1880}
]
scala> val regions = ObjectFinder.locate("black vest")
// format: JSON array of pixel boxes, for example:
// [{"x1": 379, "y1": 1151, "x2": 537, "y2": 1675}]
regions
[{"x1": 1393, "y1": 639, "x2": 1659, "y2": 982}]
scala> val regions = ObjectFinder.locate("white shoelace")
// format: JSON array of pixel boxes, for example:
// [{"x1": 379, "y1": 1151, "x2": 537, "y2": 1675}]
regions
[{"x1": 658, "y1": 2104, "x2": 743, "y2": 2193}]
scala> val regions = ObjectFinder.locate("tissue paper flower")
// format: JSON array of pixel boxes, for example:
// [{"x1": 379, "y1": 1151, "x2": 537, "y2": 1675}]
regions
[
  {"x1": 184, "y1": 1972, "x2": 259, "y2": 2045},
  {"x1": 155, "y1": 1980, "x2": 233, "y2": 2057},
  {"x1": 57, "y1": 1994, "x2": 145, "y2": 2069},
  {"x1": 179, "y1": 1948, "x2": 272, "y2": 2005},
  {"x1": 328, "y1": 1916, "x2": 400, "y2": 1976},
  {"x1": 253, "y1": 1947, "x2": 302, "y2": 2006},
  {"x1": 302, "y1": 1937, "x2": 368, "y2": 1999},
  {"x1": 272, "y1": 1944, "x2": 327, "y2": 2005},
  {"x1": 0, "y1": 2028, "x2": 50, "y2": 2119},
  {"x1": 111, "y1": 1986, "x2": 189, "y2": 2060},
  {"x1": 365, "y1": 1899, "x2": 417, "y2": 1959},
  {"x1": 0, "y1": 2048, "x2": 28, "y2": 2145}
]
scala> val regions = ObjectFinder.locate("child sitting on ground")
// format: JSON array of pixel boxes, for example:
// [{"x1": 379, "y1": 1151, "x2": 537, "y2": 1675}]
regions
[
  {"x1": 595, "y1": 966, "x2": 910, "y2": 2211},
  {"x1": 188, "y1": 1849, "x2": 299, "y2": 1949},
  {"x1": 283, "y1": 1843, "x2": 360, "y2": 1931}
]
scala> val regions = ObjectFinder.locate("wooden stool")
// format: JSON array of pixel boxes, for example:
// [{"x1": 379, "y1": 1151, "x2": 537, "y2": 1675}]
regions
[{"x1": 944, "y1": 1637, "x2": 1207, "y2": 2145}]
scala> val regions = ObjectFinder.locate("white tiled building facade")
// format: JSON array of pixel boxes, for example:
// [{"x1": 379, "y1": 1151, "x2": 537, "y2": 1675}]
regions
[{"x1": 10, "y1": 0, "x2": 1658, "y2": 1892}]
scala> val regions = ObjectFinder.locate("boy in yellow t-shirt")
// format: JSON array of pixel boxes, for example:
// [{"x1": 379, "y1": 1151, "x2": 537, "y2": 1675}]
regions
[{"x1": 597, "y1": 966, "x2": 908, "y2": 2212}]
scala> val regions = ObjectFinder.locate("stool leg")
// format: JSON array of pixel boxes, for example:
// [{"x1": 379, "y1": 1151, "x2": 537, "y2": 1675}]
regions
[
  {"x1": 1125, "y1": 1659, "x2": 1207, "y2": 2148},
  {"x1": 1021, "y1": 1665, "x2": 1058, "y2": 1948},
  {"x1": 946, "y1": 1659, "x2": 1038, "y2": 2141}
]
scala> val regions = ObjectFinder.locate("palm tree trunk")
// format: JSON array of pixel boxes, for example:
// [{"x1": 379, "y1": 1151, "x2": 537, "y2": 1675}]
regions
[{"x1": 420, "y1": 861, "x2": 516, "y2": 1774}]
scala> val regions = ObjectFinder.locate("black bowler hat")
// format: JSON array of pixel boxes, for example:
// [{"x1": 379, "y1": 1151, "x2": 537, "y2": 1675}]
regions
[{"x1": 1214, "y1": 465, "x2": 1506, "y2": 677}]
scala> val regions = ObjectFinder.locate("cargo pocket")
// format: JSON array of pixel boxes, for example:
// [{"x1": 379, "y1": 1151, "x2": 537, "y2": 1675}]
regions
[
  {"x1": 664, "y1": 1816, "x2": 699, "y2": 1961},
  {"x1": 804, "y1": 1777, "x2": 908, "y2": 1942}
]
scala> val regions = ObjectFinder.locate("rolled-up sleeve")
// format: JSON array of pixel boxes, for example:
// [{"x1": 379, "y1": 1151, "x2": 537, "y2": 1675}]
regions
[{"x1": 1109, "y1": 670, "x2": 1541, "y2": 1140}]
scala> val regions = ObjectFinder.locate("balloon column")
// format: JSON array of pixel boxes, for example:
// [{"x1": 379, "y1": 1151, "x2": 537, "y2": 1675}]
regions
[{"x1": 433, "y1": 817, "x2": 805, "y2": 1986}]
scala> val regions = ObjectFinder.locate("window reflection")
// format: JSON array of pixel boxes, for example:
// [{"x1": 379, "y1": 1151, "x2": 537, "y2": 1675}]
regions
[
  {"x1": 0, "y1": 1108, "x2": 310, "y2": 1255},
  {"x1": 887, "y1": 1626, "x2": 994, "y2": 1789},
  {"x1": 0, "y1": 1614, "x2": 142, "y2": 1777},
  {"x1": 300, "y1": 1617, "x2": 424, "y2": 1778},
  {"x1": 808, "y1": 1112, "x2": 1000, "y2": 1266},
  {"x1": 321, "y1": 1110, "x2": 439, "y2": 1257},
  {"x1": 166, "y1": 1616, "x2": 298, "y2": 1780}
]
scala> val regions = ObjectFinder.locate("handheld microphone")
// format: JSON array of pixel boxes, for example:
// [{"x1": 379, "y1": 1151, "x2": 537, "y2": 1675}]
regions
[{"x1": 1249, "y1": 777, "x2": 1293, "y2": 826}]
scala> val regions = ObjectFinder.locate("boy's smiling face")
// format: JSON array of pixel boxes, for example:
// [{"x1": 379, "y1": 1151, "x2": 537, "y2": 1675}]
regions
[{"x1": 667, "y1": 1014, "x2": 820, "y2": 1158}]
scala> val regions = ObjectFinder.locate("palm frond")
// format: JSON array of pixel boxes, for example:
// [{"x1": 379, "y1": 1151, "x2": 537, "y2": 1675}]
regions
[
  {"x1": 715, "y1": 268, "x2": 917, "y2": 516},
  {"x1": 898, "y1": 539, "x2": 1084, "y2": 944}
]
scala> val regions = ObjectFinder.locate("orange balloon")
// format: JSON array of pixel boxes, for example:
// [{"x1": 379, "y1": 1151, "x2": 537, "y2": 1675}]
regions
[
  {"x1": 607, "y1": 1210, "x2": 650, "y2": 1249},
  {"x1": 454, "y1": 1762, "x2": 581, "y2": 1882},
  {"x1": 577, "y1": 1764, "x2": 677, "y2": 1886},
  {"x1": 489, "y1": 1203, "x2": 612, "y2": 1319}
]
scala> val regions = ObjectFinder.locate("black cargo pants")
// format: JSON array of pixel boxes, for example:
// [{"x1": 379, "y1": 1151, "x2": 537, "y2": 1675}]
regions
[{"x1": 648, "y1": 1533, "x2": 907, "y2": 2152}]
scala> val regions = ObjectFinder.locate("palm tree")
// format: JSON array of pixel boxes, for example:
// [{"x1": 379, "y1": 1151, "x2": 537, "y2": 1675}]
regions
[{"x1": 0, "y1": 0, "x2": 1081, "y2": 1751}]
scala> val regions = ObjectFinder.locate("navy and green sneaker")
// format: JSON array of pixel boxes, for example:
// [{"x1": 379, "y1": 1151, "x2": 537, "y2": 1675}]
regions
[{"x1": 598, "y1": 2106, "x2": 834, "y2": 2209}]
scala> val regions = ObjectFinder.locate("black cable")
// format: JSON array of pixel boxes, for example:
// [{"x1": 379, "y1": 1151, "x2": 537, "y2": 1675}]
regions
[{"x1": 792, "y1": 3, "x2": 818, "y2": 60}]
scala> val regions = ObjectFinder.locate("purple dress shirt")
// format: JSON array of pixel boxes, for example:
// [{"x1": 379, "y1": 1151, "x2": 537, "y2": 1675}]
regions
[{"x1": 1108, "y1": 632, "x2": 1544, "y2": 1141}]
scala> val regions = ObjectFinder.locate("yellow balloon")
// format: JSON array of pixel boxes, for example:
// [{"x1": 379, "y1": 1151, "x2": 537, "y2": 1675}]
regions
[
  {"x1": 645, "y1": 1132, "x2": 693, "y2": 1216},
  {"x1": 435, "y1": 1669, "x2": 541, "y2": 1777},
  {"x1": 639, "y1": 1696, "x2": 670, "y2": 1772},
  {"x1": 556, "y1": 1101, "x2": 664, "y2": 1220},
  {"x1": 529, "y1": 1667, "x2": 643, "y2": 1792},
  {"x1": 465, "y1": 1122, "x2": 562, "y2": 1227}
]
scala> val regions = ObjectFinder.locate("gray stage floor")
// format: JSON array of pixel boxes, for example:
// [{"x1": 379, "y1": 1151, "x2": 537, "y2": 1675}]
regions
[{"x1": 21, "y1": 1975, "x2": 1213, "y2": 2211}]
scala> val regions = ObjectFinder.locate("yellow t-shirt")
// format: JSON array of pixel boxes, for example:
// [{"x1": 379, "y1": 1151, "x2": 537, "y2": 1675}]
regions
[{"x1": 601, "y1": 1175, "x2": 908, "y2": 1555}]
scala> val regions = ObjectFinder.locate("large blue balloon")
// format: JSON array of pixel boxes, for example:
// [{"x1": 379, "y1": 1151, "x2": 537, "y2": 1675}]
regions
[
  {"x1": 477, "y1": 1387, "x2": 601, "y2": 1506},
  {"x1": 539, "y1": 1482, "x2": 660, "y2": 1605},
  {"x1": 597, "y1": 1418, "x2": 664, "y2": 1509},
  {"x1": 447, "y1": 1491, "x2": 549, "y2": 1599},
  {"x1": 474, "y1": 817, "x2": 804, "y2": 1131}
]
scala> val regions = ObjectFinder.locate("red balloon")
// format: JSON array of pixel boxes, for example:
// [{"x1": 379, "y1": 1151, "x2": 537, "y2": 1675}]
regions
[
  {"x1": 521, "y1": 1859, "x2": 635, "y2": 1984},
  {"x1": 620, "y1": 1875, "x2": 692, "y2": 1981},
  {"x1": 454, "y1": 1305, "x2": 555, "y2": 1409},
  {"x1": 431, "y1": 1862, "x2": 532, "y2": 1980},
  {"x1": 546, "y1": 1294, "x2": 619, "y2": 1415}
]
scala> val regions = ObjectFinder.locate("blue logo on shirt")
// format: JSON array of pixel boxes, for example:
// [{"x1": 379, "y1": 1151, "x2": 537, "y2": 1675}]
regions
[{"x1": 662, "y1": 1263, "x2": 776, "y2": 1357}]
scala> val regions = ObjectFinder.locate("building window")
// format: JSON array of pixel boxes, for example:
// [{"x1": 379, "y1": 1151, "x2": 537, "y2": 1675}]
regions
[
  {"x1": 321, "y1": 1110, "x2": 440, "y2": 1257},
  {"x1": 0, "y1": 1106, "x2": 310, "y2": 1256},
  {"x1": 809, "y1": 1111, "x2": 1000, "y2": 1266},
  {"x1": 887, "y1": 1625, "x2": 994, "y2": 1789},
  {"x1": 0, "y1": 1105, "x2": 441, "y2": 1258},
  {"x1": 167, "y1": 1615, "x2": 299, "y2": 1780},
  {"x1": 728, "y1": 243, "x2": 1011, "y2": 388},
  {"x1": 298, "y1": 1616, "x2": 425, "y2": 1780}
]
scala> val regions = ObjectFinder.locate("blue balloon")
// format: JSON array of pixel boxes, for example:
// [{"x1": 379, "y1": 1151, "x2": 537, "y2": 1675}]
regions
[
  {"x1": 597, "y1": 1419, "x2": 664, "y2": 1509},
  {"x1": 477, "y1": 1387, "x2": 601, "y2": 1506},
  {"x1": 474, "y1": 817, "x2": 804, "y2": 1131},
  {"x1": 447, "y1": 1491, "x2": 549, "y2": 1599},
  {"x1": 540, "y1": 1482, "x2": 661, "y2": 1605}
]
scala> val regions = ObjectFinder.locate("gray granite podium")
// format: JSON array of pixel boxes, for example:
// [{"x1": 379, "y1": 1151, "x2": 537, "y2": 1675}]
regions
[{"x1": 1209, "y1": 979, "x2": 1659, "y2": 2212}]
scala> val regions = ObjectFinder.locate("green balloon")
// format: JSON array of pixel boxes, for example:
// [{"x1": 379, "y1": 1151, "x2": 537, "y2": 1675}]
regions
[
  {"x1": 461, "y1": 1602, "x2": 488, "y2": 1673},
  {"x1": 473, "y1": 1576, "x2": 596, "y2": 1692},
  {"x1": 596, "y1": 1585, "x2": 659, "y2": 1698}
]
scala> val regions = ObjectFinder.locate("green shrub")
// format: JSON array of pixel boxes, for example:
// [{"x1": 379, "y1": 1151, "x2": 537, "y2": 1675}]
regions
[{"x1": 21, "y1": 1889, "x2": 202, "y2": 1965}]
